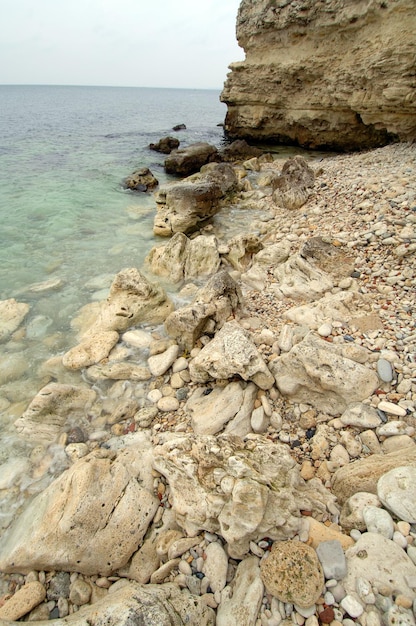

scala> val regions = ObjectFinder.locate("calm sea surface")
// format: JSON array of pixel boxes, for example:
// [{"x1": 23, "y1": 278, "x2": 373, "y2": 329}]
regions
[{"x1": 0, "y1": 85, "x2": 232, "y2": 524}]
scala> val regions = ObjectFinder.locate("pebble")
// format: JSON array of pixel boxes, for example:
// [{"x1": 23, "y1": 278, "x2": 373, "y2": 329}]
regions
[
  {"x1": 316, "y1": 540, "x2": 347, "y2": 580},
  {"x1": 376, "y1": 358, "x2": 394, "y2": 382},
  {"x1": 377, "y1": 401, "x2": 407, "y2": 417},
  {"x1": 157, "y1": 396, "x2": 179, "y2": 412},
  {"x1": 202, "y1": 541, "x2": 228, "y2": 593},
  {"x1": 340, "y1": 594, "x2": 364, "y2": 618}
]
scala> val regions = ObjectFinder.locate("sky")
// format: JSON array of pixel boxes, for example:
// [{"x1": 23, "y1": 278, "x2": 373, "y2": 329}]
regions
[{"x1": 0, "y1": 0, "x2": 245, "y2": 90}]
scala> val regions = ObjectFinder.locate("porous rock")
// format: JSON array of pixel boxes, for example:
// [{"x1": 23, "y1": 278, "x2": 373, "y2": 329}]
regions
[
  {"x1": 260, "y1": 540, "x2": 324, "y2": 607},
  {"x1": 123, "y1": 167, "x2": 158, "y2": 191},
  {"x1": 62, "y1": 330, "x2": 120, "y2": 370},
  {"x1": 146, "y1": 232, "x2": 220, "y2": 283},
  {"x1": 0, "y1": 436, "x2": 158, "y2": 576},
  {"x1": 165, "y1": 270, "x2": 243, "y2": 351},
  {"x1": 0, "y1": 581, "x2": 46, "y2": 621},
  {"x1": 284, "y1": 291, "x2": 373, "y2": 330},
  {"x1": 269, "y1": 332, "x2": 378, "y2": 415},
  {"x1": 216, "y1": 556, "x2": 264, "y2": 626},
  {"x1": 149, "y1": 136, "x2": 180, "y2": 154},
  {"x1": 189, "y1": 320, "x2": 274, "y2": 390},
  {"x1": 153, "y1": 433, "x2": 336, "y2": 559},
  {"x1": 271, "y1": 156, "x2": 315, "y2": 210},
  {"x1": 14, "y1": 382, "x2": 96, "y2": 444}
]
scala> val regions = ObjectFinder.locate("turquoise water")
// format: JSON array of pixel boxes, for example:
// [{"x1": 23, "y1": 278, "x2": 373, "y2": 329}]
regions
[{"x1": 0, "y1": 86, "x2": 228, "y2": 519}]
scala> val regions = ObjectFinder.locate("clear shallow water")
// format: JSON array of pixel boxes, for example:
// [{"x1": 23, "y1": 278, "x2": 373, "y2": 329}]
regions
[{"x1": 0, "y1": 85, "x2": 231, "y2": 523}]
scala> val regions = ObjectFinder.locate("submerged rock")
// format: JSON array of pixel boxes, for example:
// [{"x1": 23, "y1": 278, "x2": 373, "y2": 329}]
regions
[
  {"x1": 0, "y1": 438, "x2": 158, "y2": 576},
  {"x1": 0, "y1": 298, "x2": 30, "y2": 342}
]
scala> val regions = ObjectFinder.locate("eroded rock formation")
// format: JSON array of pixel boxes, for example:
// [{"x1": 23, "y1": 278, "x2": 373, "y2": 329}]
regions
[{"x1": 221, "y1": 0, "x2": 416, "y2": 149}]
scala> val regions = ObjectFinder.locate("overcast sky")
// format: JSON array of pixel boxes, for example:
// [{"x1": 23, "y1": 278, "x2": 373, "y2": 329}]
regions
[{"x1": 0, "y1": 0, "x2": 245, "y2": 90}]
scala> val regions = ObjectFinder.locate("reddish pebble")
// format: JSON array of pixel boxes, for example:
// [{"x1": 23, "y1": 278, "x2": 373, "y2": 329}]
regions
[{"x1": 319, "y1": 607, "x2": 335, "y2": 623}]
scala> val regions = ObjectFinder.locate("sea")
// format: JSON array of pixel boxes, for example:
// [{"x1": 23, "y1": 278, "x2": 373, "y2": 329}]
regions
[{"x1": 0, "y1": 84, "x2": 238, "y2": 525}]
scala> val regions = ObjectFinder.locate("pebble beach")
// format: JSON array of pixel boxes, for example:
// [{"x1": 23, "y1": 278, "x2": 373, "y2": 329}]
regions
[{"x1": 0, "y1": 141, "x2": 415, "y2": 625}]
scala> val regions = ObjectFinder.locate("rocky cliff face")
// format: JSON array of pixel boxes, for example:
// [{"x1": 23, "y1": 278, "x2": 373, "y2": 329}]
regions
[{"x1": 221, "y1": 0, "x2": 416, "y2": 150}]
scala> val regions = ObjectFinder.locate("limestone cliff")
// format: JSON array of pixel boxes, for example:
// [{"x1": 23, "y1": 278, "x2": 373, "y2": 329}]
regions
[{"x1": 221, "y1": 0, "x2": 416, "y2": 150}]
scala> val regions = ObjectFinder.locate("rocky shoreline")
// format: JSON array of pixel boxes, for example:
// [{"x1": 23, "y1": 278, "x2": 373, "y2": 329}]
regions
[{"x1": 0, "y1": 141, "x2": 415, "y2": 625}]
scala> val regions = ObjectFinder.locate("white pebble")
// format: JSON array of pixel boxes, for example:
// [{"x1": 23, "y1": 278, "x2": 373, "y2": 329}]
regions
[{"x1": 341, "y1": 594, "x2": 364, "y2": 618}]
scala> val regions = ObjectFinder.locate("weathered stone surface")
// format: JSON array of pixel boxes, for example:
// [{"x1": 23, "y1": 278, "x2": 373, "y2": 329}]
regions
[
  {"x1": 217, "y1": 556, "x2": 264, "y2": 626},
  {"x1": 164, "y1": 142, "x2": 218, "y2": 176},
  {"x1": 14, "y1": 382, "x2": 96, "y2": 444},
  {"x1": 224, "y1": 233, "x2": 263, "y2": 271},
  {"x1": 272, "y1": 156, "x2": 315, "y2": 210},
  {"x1": 260, "y1": 540, "x2": 324, "y2": 607},
  {"x1": 269, "y1": 332, "x2": 378, "y2": 415},
  {"x1": 0, "y1": 438, "x2": 158, "y2": 576},
  {"x1": 0, "y1": 298, "x2": 30, "y2": 342},
  {"x1": 153, "y1": 433, "x2": 335, "y2": 559},
  {"x1": 189, "y1": 321, "x2": 275, "y2": 390},
  {"x1": 1, "y1": 582, "x2": 215, "y2": 626},
  {"x1": 85, "y1": 361, "x2": 151, "y2": 382},
  {"x1": 62, "y1": 331, "x2": 120, "y2": 370},
  {"x1": 221, "y1": 0, "x2": 416, "y2": 149},
  {"x1": 153, "y1": 164, "x2": 237, "y2": 237},
  {"x1": 340, "y1": 403, "x2": 382, "y2": 430},
  {"x1": 339, "y1": 492, "x2": 382, "y2": 532},
  {"x1": 0, "y1": 581, "x2": 46, "y2": 621},
  {"x1": 332, "y1": 448, "x2": 416, "y2": 505},
  {"x1": 284, "y1": 291, "x2": 373, "y2": 329},
  {"x1": 377, "y1": 467, "x2": 416, "y2": 523},
  {"x1": 343, "y1": 533, "x2": 416, "y2": 601},
  {"x1": 186, "y1": 381, "x2": 256, "y2": 435},
  {"x1": 123, "y1": 167, "x2": 158, "y2": 191},
  {"x1": 149, "y1": 136, "x2": 180, "y2": 154},
  {"x1": 146, "y1": 232, "x2": 220, "y2": 283},
  {"x1": 272, "y1": 253, "x2": 334, "y2": 301},
  {"x1": 165, "y1": 270, "x2": 243, "y2": 351},
  {"x1": 219, "y1": 138, "x2": 263, "y2": 161}
]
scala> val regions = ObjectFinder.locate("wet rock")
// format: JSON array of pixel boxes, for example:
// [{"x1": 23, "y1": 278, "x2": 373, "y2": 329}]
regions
[
  {"x1": 260, "y1": 540, "x2": 324, "y2": 607},
  {"x1": 164, "y1": 142, "x2": 218, "y2": 176},
  {"x1": 123, "y1": 167, "x2": 158, "y2": 191},
  {"x1": 153, "y1": 433, "x2": 335, "y2": 559},
  {"x1": 62, "y1": 330, "x2": 120, "y2": 369},
  {"x1": 189, "y1": 321, "x2": 275, "y2": 390},
  {"x1": 14, "y1": 382, "x2": 96, "y2": 444},
  {"x1": 149, "y1": 136, "x2": 180, "y2": 154},
  {"x1": 0, "y1": 298, "x2": 30, "y2": 342},
  {"x1": 165, "y1": 270, "x2": 243, "y2": 351},
  {"x1": 0, "y1": 436, "x2": 158, "y2": 575},
  {"x1": 86, "y1": 361, "x2": 151, "y2": 382},
  {"x1": 269, "y1": 332, "x2": 378, "y2": 415}
]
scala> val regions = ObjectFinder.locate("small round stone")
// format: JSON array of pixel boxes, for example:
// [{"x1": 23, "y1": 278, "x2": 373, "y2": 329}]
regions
[
  {"x1": 157, "y1": 396, "x2": 179, "y2": 412},
  {"x1": 376, "y1": 358, "x2": 394, "y2": 383}
]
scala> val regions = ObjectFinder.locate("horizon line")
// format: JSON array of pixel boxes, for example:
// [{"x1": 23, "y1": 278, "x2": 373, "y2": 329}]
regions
[{"x1": 0, "y1": 82, "x2": 224, "y2": 91}]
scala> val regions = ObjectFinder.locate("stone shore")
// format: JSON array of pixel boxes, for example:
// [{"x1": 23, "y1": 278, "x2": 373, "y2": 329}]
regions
[{"x1": 0, "y1": 142, "x2": 415, "y2": 625}]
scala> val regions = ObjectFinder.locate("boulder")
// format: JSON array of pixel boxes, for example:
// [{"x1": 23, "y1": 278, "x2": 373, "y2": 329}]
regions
[
  {"x1": 14, "y1": 382, "x2": 96, "y2": 444},
  {"x1": 0, "y1": 298, "x2": 30, "y2": 342},
  {"x1": 153, "y1": 433, "x2": 336, "y2": 559},
  {"x1": 185, "y1": 381, "x2": 257, "y2": 436},
  {"x1": 149, "y1": 136, "x2": 180, "y2": 154},
  {"x1": 272, "y1": 253, "x2": 334, "y2": 301},
  {"x1": 0, "y1": 582, "x2": 215, "y2": 626},
  {"x1": 146, "y1": 232, "x2": 220, "y2": 284},
  {"x1": 269, "y1": 332, "x2": 378, "y2": 415},
  {"x1": 224, "y1": 233, "x2": 263, "y2": 271},
  {"x1": 219, "y1": 139, "x2": 263, "y2": 162},
  {"x1": 299, "y1": 237, "x2": 355, "y2": 282},
  {"x1": 221, "y1": 0, "x2": 416, "y2": 149},
  {"x1": 0, "y1": 439, "x2": 159, "y2": 576},
  {"x1": 153, "y1": 163, "x2": 237, "y2": 237},
  {"x1": 271, "y1": 156, "x2": 315, "y2": 210},
  {"x1": 165, "y1": 270, "x2": 243, "y2": 351},
  {"x1": 123, "y1": 167, "x2": 158, "y2": 191},
  {"x1": 332, "y1": 448, "x2": 416, "y2": 505},
  {"x1": 164, "y1": 142, "x2": 218, "y2": 176},
  {"x1": 189, "y1": 321, "x2": 275, "y2": 390}
]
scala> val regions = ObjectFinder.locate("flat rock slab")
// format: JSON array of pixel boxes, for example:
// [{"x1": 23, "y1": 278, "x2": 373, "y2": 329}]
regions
[{"x1": 217, "y1": 556, "x2": 264, "y2": 626}]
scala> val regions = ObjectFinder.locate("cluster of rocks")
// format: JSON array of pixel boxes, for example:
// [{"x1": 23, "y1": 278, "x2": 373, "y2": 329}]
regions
[{"x1": 0, "y1": 141, "x2": 415, "y2": 626}]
